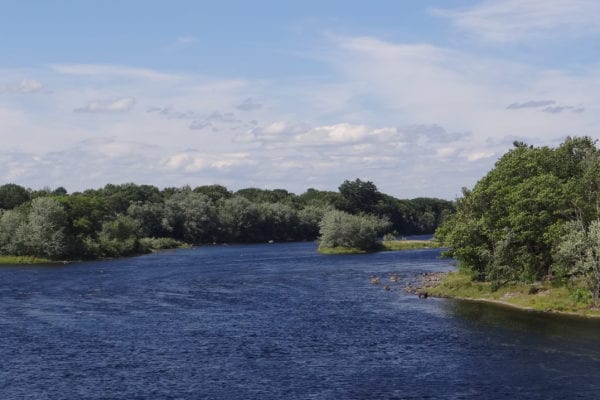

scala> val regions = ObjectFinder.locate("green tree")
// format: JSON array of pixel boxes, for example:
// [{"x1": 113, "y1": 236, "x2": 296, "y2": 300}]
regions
[
  {"x1": 18, "y1": 197, "x2": 68, "y2": 258},
  {"x1": 163, "y1": 192, "x2": 219, "y2": 243},
  {"x1": 554, "y1": 219, "x2": 600, "y2": 306},
  {"x1": 127, "y1": 201, "x2": 168, "y2": 238},
  {"x1": 0, "y1": 208, "x2": 28, "y2": 255},
  {"x1": 0, "y1": 184, "x2": 30, "y2": 210},
  {"x1": 337, "y1": 179, "x2": 383, "y2": 214},
  {"x1": 298, "y1": 188, "x2": 340, "y2": 208},
  {"x1": 436, "y1": 137, "x2": 599, "y2": 284},
  {"x1": 256, "y1": 202, "x2": 299, "y2": 242},
  {"x1": 91, "y1": 215, "x2": 142, "y2": 257},
  {"x1": 318, "y1": 209, "x2": 390, "y2": 251},
  {"x1": 297, "y1": 205, "x2": 328, "y2": 240},
  {"x1": 193, "y1": 184, "x2": 232, "y2": 202},
  {"x1": 218, "y1": 196, "x2": 261, "y2": 242}
]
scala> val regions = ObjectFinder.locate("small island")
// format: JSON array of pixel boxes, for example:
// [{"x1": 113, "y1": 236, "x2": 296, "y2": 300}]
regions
[{"x1": 319, "y1": 239, "x2": 441, "y2": 255}]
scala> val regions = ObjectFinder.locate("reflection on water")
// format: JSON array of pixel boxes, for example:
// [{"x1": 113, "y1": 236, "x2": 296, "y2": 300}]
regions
[
  {"x1": 1, "y1": 242, "x2": 600, "y2": 399},
  {"x1": 448, "y1": 299, "x2": 600, "y2": 340},
  {"x1": 445, "y1": 299, "x2": 600, "y2": 362}
]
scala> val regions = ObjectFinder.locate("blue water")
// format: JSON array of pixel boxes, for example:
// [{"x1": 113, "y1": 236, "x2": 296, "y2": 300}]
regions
[{"x1": 2, "y1": 242, "x2": 600, "y2": 399}]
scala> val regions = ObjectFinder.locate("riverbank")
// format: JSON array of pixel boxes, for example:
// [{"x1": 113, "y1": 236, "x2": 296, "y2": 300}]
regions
[
  {"x1": 319, "y1": 239, "x2": 440, "y2": 255},
  {"x1": 0, "y1": 256, "x2": 53, "y2": 265},
  {"x1": 0, "y1": 238, "x2": 193, "y2": 266},
  {"x1": 419, "y1": 271, "x2": 600, "y2": 318}
]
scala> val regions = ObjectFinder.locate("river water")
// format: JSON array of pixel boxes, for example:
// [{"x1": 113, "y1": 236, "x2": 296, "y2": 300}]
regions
[{"x1": 2, "y1": 242, "x2": 600, "y2": 399}]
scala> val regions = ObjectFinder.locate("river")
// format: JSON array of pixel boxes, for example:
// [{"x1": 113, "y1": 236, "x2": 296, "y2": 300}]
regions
[{"x1": 2, "y1": 242, "x2": 600, "y2": 399}]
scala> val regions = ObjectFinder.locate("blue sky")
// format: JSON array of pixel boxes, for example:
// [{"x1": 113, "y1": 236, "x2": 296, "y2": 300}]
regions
[{"x1": 1, "y1": 0, "x2": 600, "y2": 198}]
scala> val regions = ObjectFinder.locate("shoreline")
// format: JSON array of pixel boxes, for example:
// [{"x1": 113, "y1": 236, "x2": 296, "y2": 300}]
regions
[
  {"x1": 413, "y1": 271, "x2": 600, "y2": 319},
  {"x1": 441, "y1": 294, "x2": 600, "y2": 320},
  {"x1": 319, "y1": 239, "x2": 440, "y2": 255}
]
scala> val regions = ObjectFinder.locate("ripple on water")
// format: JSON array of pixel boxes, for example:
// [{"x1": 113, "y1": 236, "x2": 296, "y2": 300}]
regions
[{"x1": 1, "y1": 243, "x2": 600, "y2": 399}]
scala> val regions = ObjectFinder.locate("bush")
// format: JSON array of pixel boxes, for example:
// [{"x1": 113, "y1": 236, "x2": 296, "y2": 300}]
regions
[
  {"x1": 318, "y1": 209, "x2": 390, "y2": 252},
  {"x1": 139, "y1": 237, "x2": 185, "y2": 251},
  {"x1": 571, "y1": 288, "x2": 592, "y2": 306},
  {"x1": 383, "y1": 232, "x2": 397, "y2": 241}
]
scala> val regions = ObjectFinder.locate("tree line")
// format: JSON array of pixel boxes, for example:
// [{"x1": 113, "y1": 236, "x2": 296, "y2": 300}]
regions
[
  {"x1": 436, "y1": 137, "x2": 600, "y2": 304},
  {"x1": 0, "y1": 180, "x2": 453, "y2": 260}
]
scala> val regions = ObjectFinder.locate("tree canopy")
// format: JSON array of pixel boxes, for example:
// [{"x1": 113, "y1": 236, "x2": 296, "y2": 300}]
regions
[
  {"x1": 0, "y1": 180, "x2": 453, "y2": 260},
  {"x1": 436, "y1": 137, "x2": 600, "y2": 292}
]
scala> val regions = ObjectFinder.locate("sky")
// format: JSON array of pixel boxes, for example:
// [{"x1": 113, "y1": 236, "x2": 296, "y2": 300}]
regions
[{"x1": 1, "y1": 0, "x2": 600, "y2": 199}]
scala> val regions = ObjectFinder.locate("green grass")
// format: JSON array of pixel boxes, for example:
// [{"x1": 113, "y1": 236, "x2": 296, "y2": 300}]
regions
[
  {"x1": 428, "y1": 271, "x2": 600, "y2": 317},
  {"x1": 318, "y1": 246, "x2": 368, "y2": 255},
  {"x1": 381, "y1": 239, "x2": 441, "y2": 251},
  {"x1": 139, "y1": 237, "x2": 190, "y2": 251},
  {"x1": 0, "y1": 255, "x2": 52, "y2": 265},
  {"x1": 319, "y1": 240, "x2": 441, "y2": 255}
]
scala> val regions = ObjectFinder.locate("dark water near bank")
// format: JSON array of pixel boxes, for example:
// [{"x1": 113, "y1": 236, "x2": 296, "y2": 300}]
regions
[{"x1": 2, "y1": 243, "x2": 600, "y2": 399}]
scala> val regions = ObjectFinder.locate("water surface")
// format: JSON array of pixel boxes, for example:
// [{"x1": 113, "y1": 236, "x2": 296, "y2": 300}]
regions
[{"x1": 2, "y1": 242, "x2": 600, "y2": 399}]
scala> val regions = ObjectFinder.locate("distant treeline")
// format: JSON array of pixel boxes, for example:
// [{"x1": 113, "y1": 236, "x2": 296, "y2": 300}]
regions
[{"x1": 0, "y1": 179, "x2": 453, "y2": 260}]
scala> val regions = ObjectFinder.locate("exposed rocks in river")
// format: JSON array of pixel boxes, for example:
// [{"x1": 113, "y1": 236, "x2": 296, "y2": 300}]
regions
[{"x1": 404, "y1": 272, "x2": 447, "y2": 299}]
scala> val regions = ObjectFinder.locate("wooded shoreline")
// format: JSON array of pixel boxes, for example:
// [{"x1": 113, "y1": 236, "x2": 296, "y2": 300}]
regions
[{"x1": 0, "y1": 180, "x2": 452, "y2": 262}]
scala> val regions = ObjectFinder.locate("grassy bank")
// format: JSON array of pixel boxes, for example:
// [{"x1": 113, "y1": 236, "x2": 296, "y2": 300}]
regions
[
  {"x1": 0, "y1": 256, "x2": 53, "y2": 265},
  {"x1": 318, "y1": 246, "x2": 368, "y2": 255},
  {"x1": 427, "y1": 271, "x2": 600, "y2": 318},
  {"x1": 381, "y1": 239, "x2": 441, "y2": 251},
  {"x1": 319, "y1": 239, "x2": 440, "y2": 255}
]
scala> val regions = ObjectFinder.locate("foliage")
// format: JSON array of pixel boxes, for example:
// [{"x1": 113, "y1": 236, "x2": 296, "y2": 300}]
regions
[
  {"x1": 0, "y1": 179, "x2": 452, "y2": 261},
  {"x1": 218, "y1": 196, "x2": 261, "y2": 242},
  {"x1": 317, "y1": 246, "x2": 368, "y2": 255},
  {"x1": 0, "y1": 198, "x2": 68, "y2": 258},
  {"x1": 554, "y1": 219, "x2": 600, "y2": 306},
  {"x1": 163, "y1": 192, "x2": 218, "y2": 244},
  {"x1": 22, "y1": 197, "x2": 68, "y2": 258},
  {"x1": 428, "y1": 271, "x2": 600, "y2": 316},
  {"x1": 90, "y1": 215, "x2": 143, "y2": 258},
  {"x1": 436, "y1": 136, "x2": 600, "y2": 288},
  {"x1": 318, "y1": 209, "x2": 390, "y2": 252},
  {"x1": 570, "y1": 288, "x2": 593, "y2": 306},
  {"x1": 193, "y1": 184, "x2": 232, "y2": 202},
  {"x1": 139, "y1": 237, "x2": 187, "y2": 251},
  {"x1": 381, "y1": 240, "x2": 440, "y2": 251},
  {"x1": 383, "y1": 232, "x2": 397, "y2": 241},
  {"x1": 0, "y1": 208, "x2": 28, "y2": 255},
  {"x1": 0, "y1": 183, "x2": 30, "y2": 210},
  {"x1": 336, "y1": 179, "x2": 383, "y2": 214}
]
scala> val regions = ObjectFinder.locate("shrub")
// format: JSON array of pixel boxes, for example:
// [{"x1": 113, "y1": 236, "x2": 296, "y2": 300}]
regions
[{"x1": 318, "y1": 209, "x2": 390, "y2": 252}]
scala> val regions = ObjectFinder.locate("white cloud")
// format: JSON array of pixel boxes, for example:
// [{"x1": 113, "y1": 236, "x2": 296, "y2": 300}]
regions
[
  {"x1": 74, "y1": 97, "x2": 136, "y2": 113},
  {"x1": 0, "y1": 79, "x2": 44, "y2": 94},
  {"x1": 52, "y1": 64, "x2": 180, "y2": 81},
  {"x1": 507, "y1": 100, "x2": 556, "y2": 110},
  {"x1": 436, "y1": 147, "x2": 456, "y2": 158},
  {"x1": 4, "y1": 28, "x2": 600, "y2": 200},
  {"x1": 176, "y1": 36, "x2": 195, "y2": 47},
  {"x1": 463, "y1": 150, "x2": 495, "y2": 162},
  {"x1": 237, "y1": 97, "x2": 263, "y2": 111},
  {"x1": 163, "y1": 151, "x2": 255, "y2": 173},
  {"x1": 262, "y1": 121, "x2": 288, "y2": 136},
  {"x1": 330, "y1": 35, "x2": 598, "y2": 148},
  {"x1": 0, "y1": 137, "x2": 162, "y2": 189},
  {"x1": 432, "y1": 0, "x2": 600, "y2": 42}
]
